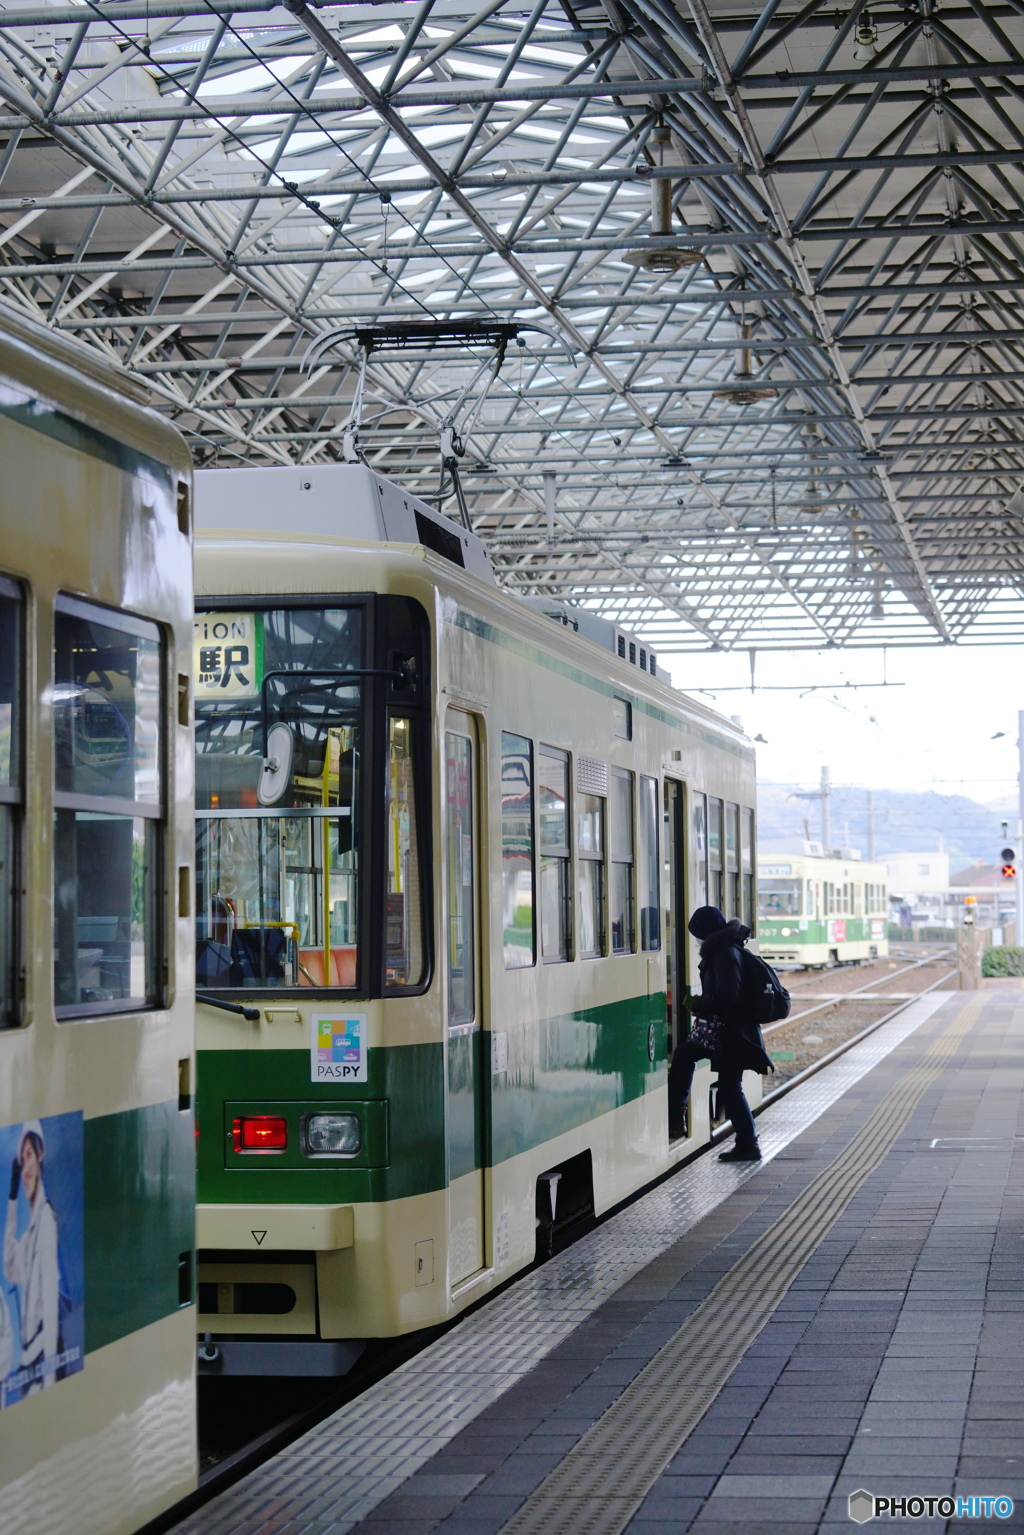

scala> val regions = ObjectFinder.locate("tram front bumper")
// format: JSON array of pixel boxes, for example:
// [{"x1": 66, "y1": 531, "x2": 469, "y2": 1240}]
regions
[{"x1": 197, "y1": 1201, "x2": 354, "y2": 1252}]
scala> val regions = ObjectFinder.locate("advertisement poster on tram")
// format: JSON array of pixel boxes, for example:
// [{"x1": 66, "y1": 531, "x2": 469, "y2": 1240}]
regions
[{"x1": 0, "y1": 1111, "x2": 85, "y2": 1408}]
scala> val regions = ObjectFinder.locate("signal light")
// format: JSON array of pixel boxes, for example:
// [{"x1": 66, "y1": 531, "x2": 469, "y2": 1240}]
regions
[
  {"x1": 233, "y1": 1115, "x2": 287, "y2": 1152},
  {"x1": 1003, "y1": 864, "x2": 1016, "y2": 880},
  {"x1": 1001, "y1": 847, "x2": 1016, "y2": 880}
]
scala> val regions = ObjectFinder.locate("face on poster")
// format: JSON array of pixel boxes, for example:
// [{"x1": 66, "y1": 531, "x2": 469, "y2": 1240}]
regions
[{"x1": 0, "y1": 1110, "x2": 85, "y2": 1408}]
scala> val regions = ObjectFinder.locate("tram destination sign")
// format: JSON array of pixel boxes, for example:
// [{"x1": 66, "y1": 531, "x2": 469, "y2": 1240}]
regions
[{"x1": 194, "y1": 611, "x2": 263, "y2": 701}]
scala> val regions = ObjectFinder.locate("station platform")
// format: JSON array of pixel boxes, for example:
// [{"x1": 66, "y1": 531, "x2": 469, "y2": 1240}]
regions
[{"x1": 180, "y1": 988, "x2": 1024, "y2": 1535}]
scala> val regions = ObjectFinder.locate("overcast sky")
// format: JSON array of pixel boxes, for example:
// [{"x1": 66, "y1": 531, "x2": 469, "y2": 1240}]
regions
[{"x1": 666, "y1": 643, "x2": 1024, "y2": 807}]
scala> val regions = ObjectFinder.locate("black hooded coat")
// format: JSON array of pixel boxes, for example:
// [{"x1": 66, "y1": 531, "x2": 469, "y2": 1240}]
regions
[{"x1": 690, "y1": 919, "x2": 774, "y2": 1076}]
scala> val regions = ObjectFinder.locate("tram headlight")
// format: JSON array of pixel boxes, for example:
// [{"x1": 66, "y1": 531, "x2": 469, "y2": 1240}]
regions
[{"x1": 304, "y1": 1112, "x2": 361, "y2": 1156}]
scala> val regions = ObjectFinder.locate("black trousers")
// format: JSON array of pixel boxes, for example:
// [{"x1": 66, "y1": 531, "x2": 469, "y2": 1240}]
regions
[{"x1": 667, "y1": 1036, "x2": 758, "y2": 1148}]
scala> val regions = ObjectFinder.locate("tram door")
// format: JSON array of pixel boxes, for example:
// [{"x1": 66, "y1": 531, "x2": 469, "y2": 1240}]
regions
[
  {"x1": 664, "y1": 779, "x2": 689, "y2": 1125},
  {"x1": 444, "y1": 712, "x2": 486, "y2": 1285}
]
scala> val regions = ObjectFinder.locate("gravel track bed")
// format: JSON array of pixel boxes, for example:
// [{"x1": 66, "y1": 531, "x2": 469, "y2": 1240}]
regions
[{"x1": 762, "y1": 957, "x2": 956, "y2": 1088}]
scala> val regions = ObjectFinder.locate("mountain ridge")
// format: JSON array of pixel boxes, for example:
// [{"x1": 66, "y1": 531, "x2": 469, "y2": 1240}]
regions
[{"x1": 757, "y1": 783, "x2": 1008, "y2": 869}]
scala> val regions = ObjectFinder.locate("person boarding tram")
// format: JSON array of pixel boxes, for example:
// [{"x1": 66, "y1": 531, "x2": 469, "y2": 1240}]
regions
[{"x1": 668, "y1": 906, "x2": 783, "y2": 1161}]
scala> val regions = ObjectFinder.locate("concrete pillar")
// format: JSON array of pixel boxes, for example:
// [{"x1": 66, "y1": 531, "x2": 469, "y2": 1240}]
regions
[{"x1": 957, "y1": 925, "x2": 990, "y2": 990}]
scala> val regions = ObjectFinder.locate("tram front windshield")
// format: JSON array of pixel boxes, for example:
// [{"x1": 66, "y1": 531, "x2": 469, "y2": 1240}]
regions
[
  {"x1": 758, "y1": 877, "x2": 802, "y2": 917},
  {"x1": 194, "y1": 607, "x2": 362, "y2": 991}
]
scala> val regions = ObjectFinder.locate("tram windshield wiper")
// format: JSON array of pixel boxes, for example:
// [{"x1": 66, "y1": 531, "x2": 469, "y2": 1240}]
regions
[{"x1": 196, "y1": 993, "x2": 261, "y2": 1021}]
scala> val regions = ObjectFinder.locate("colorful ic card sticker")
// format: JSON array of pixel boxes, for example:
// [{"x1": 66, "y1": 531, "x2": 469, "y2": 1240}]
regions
[{"x1": 311, "y1": 1014, "x2": 368, "y2": 1083}]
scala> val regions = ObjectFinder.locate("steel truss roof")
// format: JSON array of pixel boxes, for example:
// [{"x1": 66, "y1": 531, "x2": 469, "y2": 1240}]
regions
[{"x1": 2, "y1": 0, "x2": 1024, "y2": 650}]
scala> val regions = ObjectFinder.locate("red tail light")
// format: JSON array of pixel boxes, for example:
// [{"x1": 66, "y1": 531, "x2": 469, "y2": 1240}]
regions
[{"x1": 233, "y1": 1115, "x2": 288, "y2": 1152}]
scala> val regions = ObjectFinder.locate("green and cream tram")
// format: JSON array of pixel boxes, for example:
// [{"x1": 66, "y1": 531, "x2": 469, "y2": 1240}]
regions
[
  {"x1": 757, "y1": 850, "x2": 889, "y2": 968},
  {"x1": 0, "y1": 304, "x2": 195, "y2": 1532},
  {"x1": 191, "y1": 464, "x2": 757, "y2": 1366}
]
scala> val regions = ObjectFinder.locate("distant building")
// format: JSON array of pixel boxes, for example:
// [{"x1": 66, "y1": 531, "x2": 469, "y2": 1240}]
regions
[
  {"x1": 884, "y1": 851, "x2": 950, "y2": 928},
  {"x1": 884, "y1": 850, "x2": 1015, "y2": 933}
]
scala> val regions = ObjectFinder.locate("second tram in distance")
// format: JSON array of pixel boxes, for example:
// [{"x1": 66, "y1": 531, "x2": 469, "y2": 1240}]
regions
[
  {"x1": 757, "y1": 850, "x2": 889, "y2": 968},
  {"x1": 191, "y1": 464, "x2": 757, "y2": 1371}
]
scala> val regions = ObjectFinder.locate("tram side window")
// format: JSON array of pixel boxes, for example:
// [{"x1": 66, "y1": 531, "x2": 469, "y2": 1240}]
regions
[
  {"x1": 725, "y1": 803, "x2": 739, "y2": 919},
  {"x1": 638, "y1": 774, "x2": 660, "y2": 950},
  {"x1": 386, "y1": 716, "x2": 425, "y2": 988},
  {"x1": 0, "y1": 580, "x2": 21, "y2": 1027},
  {"x1": 741, "y1": 807, "x2": 755, "y2": 929},
  {"x1": 538, "y1": 746, "x2": 571, "y2": 962},
  {"x1": 610, "y1": 769, "x2": 634, "y2": 954},
  {"x1": 691, "y1": 791, "x2": 708, "y2": 911},
  {"x1": 501, "y1": 732, "x2": 535, "y2": 968},
  {"x1": 708, "y1": 798, "x2": 723, "y2": 911},
  {"x1": 53, "y1": 598, "x2": 162, "y2": 1018},
  {"x1": 445, "y1": 729, "x2": 474, "y2": 1026},
  {"x1": 577, "y1": 788, "x2": 605, "y2": 958}
]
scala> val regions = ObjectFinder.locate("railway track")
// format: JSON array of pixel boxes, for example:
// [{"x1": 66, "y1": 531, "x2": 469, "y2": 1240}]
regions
[
  {"x1": 771, "y1": 947, "x2": 956, "y2": 1031},
  {"x1": 763, "y1": 947, "x2": 957, "y2": 1089}
]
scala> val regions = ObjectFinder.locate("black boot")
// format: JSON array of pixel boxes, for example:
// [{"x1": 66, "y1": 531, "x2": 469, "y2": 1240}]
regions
[
  {"x1": 718, "y1": 1142, "x2": 761, "y2": 1163},
  {"x1": 668, "y1": 1115, "x2": 686, "y2": 1141}
]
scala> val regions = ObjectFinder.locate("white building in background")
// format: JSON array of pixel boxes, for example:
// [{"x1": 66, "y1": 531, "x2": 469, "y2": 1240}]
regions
[
  {"x1": 884, "y1": 852, "x2": 950, "y2": 894},
  {"x1": 884, "y1": 851, "x2": 952, "y2": 928}
]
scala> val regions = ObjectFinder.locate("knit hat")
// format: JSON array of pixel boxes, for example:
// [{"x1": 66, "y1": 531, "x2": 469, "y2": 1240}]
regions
[
  {"x1": 688, "y1": 905, "x2": 727, "y2": 940},
  {"x1": 18, "y1": 1120, "x2": 45, "y2": 1162}
]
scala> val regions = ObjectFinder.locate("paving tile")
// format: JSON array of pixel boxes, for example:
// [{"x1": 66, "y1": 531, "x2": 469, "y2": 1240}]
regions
[
  {"x1": 695, "y1": 1497, "x2": 830, "y2": 1522},
  {"x1": 401, "y1": 1475, "x2": 486, "y2": 1497},
  {"x1": 710, "y1": 1474, "x2": 835, "y2": 1499},
  {"x1": 688, "y1": 1523, "x2": 821, "y2": 1535},
  {"x1": 438, "y1": 1494, "x2": 531, "y2": 1535},
  {"x1": 470, "y1": 1455, "x2": 564, "y2": 1496},
  {"x1": 737, "y1": 1436, "x2": 854, "y2": 1456},
  {"x1": 723, "y1": 1454, "x2": 845, "y2": 1475},
  {"x1": 624, "y1": 1506, "x2": 704, "y2": 1533}
]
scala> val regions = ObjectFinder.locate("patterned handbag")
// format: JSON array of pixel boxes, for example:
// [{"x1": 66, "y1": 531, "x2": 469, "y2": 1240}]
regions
[{"x1": 687, "y1": 1016, "x2": 725, "y2": 1056}]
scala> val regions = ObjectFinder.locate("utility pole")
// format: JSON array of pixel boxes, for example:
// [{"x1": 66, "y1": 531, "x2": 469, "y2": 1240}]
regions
[
  {"x1": 790, "y1": 766, "x2": 833, "y2": 854},
  {"x1": 1017, "y1": 710, "x2": 1024, "y2": 946},
  {"x1": 866, "y1": 788, "x2": 875, "y2": 862}
]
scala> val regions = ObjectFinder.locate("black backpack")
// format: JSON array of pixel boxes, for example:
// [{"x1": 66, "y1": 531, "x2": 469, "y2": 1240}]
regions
[{"x1": 741, "y1": 948, "x2": 791, "y2": 1025}]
